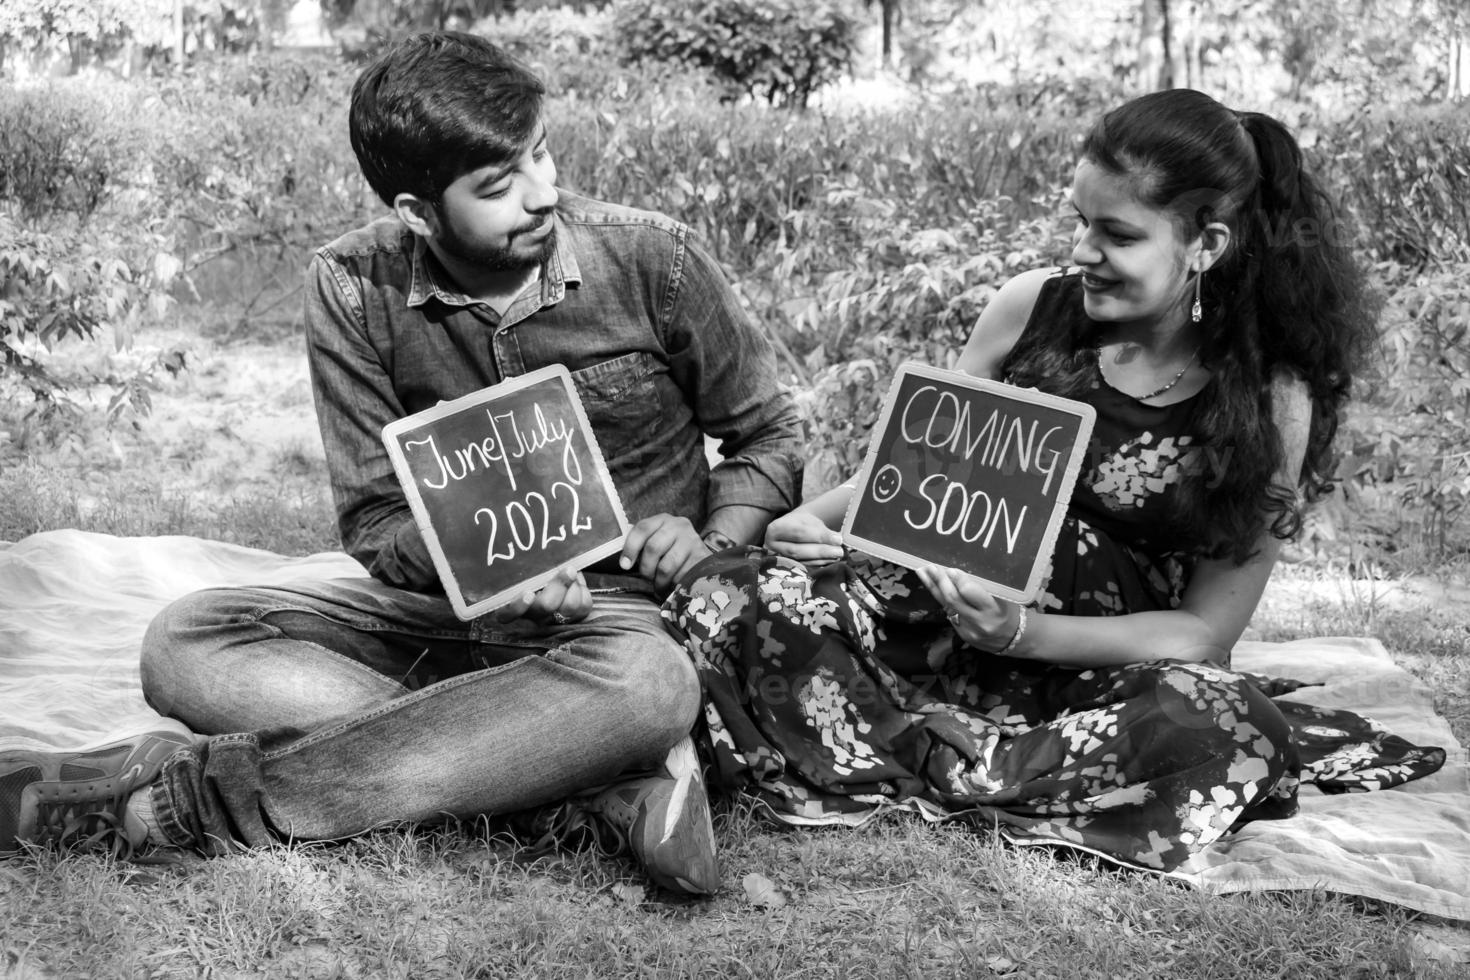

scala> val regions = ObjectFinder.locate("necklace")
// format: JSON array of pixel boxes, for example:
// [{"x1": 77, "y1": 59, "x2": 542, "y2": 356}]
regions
[{"x1": 1096, "y1": 343, "x2": 1200, "y2": 401}]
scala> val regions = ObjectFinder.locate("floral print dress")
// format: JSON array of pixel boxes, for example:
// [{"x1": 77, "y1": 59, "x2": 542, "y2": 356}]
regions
[{"x1": 661, "y1": 275, "x2": 1445, "y2": 873}]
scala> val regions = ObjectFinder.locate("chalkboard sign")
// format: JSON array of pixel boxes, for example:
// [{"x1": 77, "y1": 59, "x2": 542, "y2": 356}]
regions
[
  {"x1": 382, "y1": 364, "x2": 631, "y2": 620},
  {"x1": 841, "y1": 362, "x2": 1096, "y2": 604}
]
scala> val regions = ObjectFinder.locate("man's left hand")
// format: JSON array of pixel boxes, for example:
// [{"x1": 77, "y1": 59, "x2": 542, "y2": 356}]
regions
[
  {"x1": 619, "y1": 514, "x2": 711, "y2": 590},
  {"x1": 492, "y1": 566, "x2": 592, "y2": 625}
]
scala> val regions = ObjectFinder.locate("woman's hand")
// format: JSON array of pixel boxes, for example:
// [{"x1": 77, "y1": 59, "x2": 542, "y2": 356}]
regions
[
  {"x1": 764, "y1": 511, "x2": 844, "y2": 566},
  {"x1": 917, "y1": 565, "x2": 1021, "y2": 653}
]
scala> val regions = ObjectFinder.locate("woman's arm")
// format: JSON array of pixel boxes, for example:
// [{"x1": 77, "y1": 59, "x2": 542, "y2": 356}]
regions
[
  {"x1": 956, "y1": 266, "x2": 1057, "y2": 380},
  {"x1": 923, "y1": 374, "x2": 1313, "y2": 667}
]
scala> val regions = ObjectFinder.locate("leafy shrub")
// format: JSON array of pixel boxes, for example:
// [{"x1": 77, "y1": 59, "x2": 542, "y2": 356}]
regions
[
  {"x1": 0, "y1": 215, "x2": 182, "y2": 433},
  {"x1": 1316, "y1": 104, "x2": 1470, "y2": 267},
  {"x1": 1338, "y1": 260, "x2": 1470, "y2": 561},
  {"x1": 0, "y1": 81, "x2": 180, "y2": 434},
  {"x1": 0, "y1": 84, "x2": 143, "y2": 220},
  {"x1": 552, "y1": 80, "x2": 1084, "y2": 386},
  {"x1": 144, "y1": 53, "x2": 369, "y2": 324},
  {"x1": 612, "y1": 0, "x2": 858, "y2": 108},
  {"x1": 474, "y1": 6, "x2": 622, "y2": 97}
]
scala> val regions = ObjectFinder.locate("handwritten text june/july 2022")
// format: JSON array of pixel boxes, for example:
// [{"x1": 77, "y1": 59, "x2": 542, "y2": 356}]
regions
[{"x1": 401, "y1": 402, "x2": 593, "y2": 567}]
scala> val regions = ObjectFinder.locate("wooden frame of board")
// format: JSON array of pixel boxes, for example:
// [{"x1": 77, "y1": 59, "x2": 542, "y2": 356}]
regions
[
  {"x1": 839, "y1": 361, "x2": 1096, "y2": 604},
  {"x1": 381, "y1": 364, "x2": 631, "y2": 621}
]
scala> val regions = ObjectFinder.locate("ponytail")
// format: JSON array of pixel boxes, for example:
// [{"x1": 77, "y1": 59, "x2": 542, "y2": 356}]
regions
[{"x1": 1231, "y1": 111, "x2": 1376, "y2": 533}]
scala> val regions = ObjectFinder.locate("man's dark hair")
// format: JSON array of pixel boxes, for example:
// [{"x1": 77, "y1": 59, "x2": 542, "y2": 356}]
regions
[{"x1": 349, "y1": 31, "x2": 546, "y2": 207}]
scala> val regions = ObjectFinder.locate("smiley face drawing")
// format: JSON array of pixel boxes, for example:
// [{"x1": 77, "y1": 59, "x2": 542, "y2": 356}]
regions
[{"x1": 870, "y1": 464, "x2": 903, "y2": 503}]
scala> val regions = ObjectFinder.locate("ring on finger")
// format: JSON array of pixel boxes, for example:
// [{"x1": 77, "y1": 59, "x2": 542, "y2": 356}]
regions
[{"x1": 551, "y1": 612, "x2": 570, "y2": 626}]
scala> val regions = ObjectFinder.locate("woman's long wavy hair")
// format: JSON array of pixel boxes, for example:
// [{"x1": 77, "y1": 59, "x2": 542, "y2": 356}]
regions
[{"x1": 1001, "y1": 89, "x2": 1377, "y2": 564}]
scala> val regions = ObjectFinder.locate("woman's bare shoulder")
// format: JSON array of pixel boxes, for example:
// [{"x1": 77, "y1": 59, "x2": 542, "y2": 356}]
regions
[{"x1": 958, "y1": 267, "x2": 1066, "y2": 378}]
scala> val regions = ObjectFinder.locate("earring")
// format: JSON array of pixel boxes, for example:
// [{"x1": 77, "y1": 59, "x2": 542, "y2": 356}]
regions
[{"x1": 1190, "y1": 268, "x2": 1203, "y2": 323}]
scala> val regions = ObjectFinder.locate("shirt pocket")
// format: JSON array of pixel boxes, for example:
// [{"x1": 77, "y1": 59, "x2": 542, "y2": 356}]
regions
[{"x1": 570, "y1": 351, "x2": 666, "y2": 470}]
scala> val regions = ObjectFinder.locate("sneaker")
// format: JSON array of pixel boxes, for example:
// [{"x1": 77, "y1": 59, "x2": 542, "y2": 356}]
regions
[
  {"x1": 583, "y1": 735, "x2": 719, "y2": 895},
  {"x1": 0, "y1": 721, "x2": 195, "y2": 859},
  {"x1": 493, "y1": 798, "x2": 619, "y2": 858}
]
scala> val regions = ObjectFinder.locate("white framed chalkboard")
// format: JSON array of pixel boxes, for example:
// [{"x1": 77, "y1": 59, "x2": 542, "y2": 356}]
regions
[
  {"x1": 382, "y1": 364, "x2": 631, "y2": 620},
  {"x1": 840, "y1": 362, "x2": 1096, "y2": 604}
]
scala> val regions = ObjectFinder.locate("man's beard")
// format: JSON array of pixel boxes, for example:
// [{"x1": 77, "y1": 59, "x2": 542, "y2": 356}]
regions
[{"x1": 436, "y1": 212, "x2": 556, "y2": 272}]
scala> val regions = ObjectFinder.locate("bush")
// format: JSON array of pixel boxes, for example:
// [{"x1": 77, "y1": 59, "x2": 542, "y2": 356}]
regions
[
  {"x1": 474, "y1": 6, "x2": 622, "y2": 97},
  {"x1": 1315, "y1": 105, "x2": 1470, "y2": 267},
  {"x1": 0, "y1": 215, "x2": 182, "y2": 434},
  {"x1": 143, "y1": 53, "x2": 369, "y2": 326},
  {"x1": 552, "y1": 81, "x2": 1085, "y2": 385},
  {"x1": 0, "y1": 84, "x2": 142, "y2": 220},
  {"x1": 0, "y1": 82, "x2": 179, "y2": 433},
  {"x1": 1338, "y1": 259, "x2": 1470, "y2": 561},
  {"x1": 612, "y1": 0, "x2": 857, "y2": 108}
]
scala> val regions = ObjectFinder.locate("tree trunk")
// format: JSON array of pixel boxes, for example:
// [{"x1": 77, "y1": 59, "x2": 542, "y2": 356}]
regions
[
  {"x1": 1138, "y1": 0, "x2": 1177, "y2": 91},
  {"x1": 879, "y1": 0, "x2": 897, "y2": 67},
  {"x1": 1185, "y1": 0, "x2": 1203, "y2": 89},
  {"x1": 1452, "y1": 31, "x2": 1469, "y2": 101},
  {"x1": 174, "y1": 0, "x2": 185, "y2": 70},
  {"x1": 1159, "y1": 0, "x2": 1176, "y2": 88},
  {"x1": 1138, "y1": 0, "x2": 1161, "y2": 91}
]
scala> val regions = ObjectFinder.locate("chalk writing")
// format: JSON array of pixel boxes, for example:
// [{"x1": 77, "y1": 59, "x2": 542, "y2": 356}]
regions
[
  {"x1": 842, "y1": 362, "x2": 1095, "y2": 604},
  {"x1": 382, "y1": 365, "x2": 629, "y2": 620}
]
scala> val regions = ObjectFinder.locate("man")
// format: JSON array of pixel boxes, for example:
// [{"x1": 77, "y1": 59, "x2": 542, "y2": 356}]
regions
[{"x1": 0, "y1": 32, "x2": 802, "y2": 895}]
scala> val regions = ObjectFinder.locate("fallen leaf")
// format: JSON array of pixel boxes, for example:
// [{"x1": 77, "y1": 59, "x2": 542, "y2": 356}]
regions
[
  {"x1": 985, "y1": 954, "x2": 1016, "y2": 974},
  {"x1": 742, "y1": 872, "x2": 787, "y2": 909},
  {"x1": 610, "y1": 882, "x2": 647, "y2": 905}
]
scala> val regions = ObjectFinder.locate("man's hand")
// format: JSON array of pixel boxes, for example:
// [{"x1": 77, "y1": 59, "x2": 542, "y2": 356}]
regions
[
  {"x1": 764, "y1": 510, "x2": 843, "y2": 566},
  {"x1": 619, "y1": 514, "x2": 710, "y2": 590},
  {"x1": 493, "y1": 566, "x2": 593, "y2": 626}
]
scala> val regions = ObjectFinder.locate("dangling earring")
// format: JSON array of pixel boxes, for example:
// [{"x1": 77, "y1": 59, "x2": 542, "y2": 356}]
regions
[{"x1": 1190, "y1": 268, "x2": 1203, "y2": 323}]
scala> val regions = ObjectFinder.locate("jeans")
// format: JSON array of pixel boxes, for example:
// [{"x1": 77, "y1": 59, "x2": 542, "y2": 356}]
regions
[{"x1": 138, "y1": 576, "x2": 699, "y2": 852}]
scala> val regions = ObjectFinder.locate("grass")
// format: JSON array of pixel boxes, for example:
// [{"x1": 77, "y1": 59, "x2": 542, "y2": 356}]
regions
[
  {"x1": 0, "y1": 460, "x2": 339, "y2": 557},
  {"x1": 0, "y1": 803, "x2": 1455, "y2": 980},
  {"x1": 2, "y1": 332, "x2": 1468, "y2": 978}
]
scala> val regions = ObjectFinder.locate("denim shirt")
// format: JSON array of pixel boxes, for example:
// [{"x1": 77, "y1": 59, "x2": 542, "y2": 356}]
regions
[{"x1": 304, "y1": 190, "x2": 804, "y2": 596}]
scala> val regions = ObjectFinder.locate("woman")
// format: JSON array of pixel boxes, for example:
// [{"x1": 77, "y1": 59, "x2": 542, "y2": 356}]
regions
[{"x1": 662, "y1": 89, "x2": 1443, "y2": 872}]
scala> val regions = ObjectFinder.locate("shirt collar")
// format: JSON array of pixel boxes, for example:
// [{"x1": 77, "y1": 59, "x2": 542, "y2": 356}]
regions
[{"x1": 405, "y1": 213, "x2": 582, "y2": 310}]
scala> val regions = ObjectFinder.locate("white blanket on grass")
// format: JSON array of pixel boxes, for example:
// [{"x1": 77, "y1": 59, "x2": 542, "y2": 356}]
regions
[{"x1": 2, "y1": 529, "x2": 1467, "y2": 921}]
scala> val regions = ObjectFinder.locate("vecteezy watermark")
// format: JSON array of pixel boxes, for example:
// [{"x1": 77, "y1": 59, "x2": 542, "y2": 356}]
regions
[
  {"x1": 1166, "y1": 186, "x2": 1356, "y2": 251},
  {"x1": 1257, "y1": 211, "x2": 1356, "y2": 250}
]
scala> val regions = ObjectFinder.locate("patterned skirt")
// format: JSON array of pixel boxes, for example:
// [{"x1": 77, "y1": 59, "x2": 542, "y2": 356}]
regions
[{"x1": 660, "y1": 546, "x2": 1446, "y2": 872}]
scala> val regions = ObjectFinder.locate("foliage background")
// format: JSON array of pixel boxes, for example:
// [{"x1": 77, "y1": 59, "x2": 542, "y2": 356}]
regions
[{"x1": 1, "y1": 0, "x2": 1468, "y2": 566}]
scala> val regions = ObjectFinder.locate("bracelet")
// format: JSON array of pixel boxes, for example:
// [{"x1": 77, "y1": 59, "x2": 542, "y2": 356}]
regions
[{"x1": 997, "y1": 606, "x2": 1028, "y2": 656}]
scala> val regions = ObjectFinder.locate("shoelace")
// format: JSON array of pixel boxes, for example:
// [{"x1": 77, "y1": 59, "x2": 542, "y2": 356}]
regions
[
  {"x1": 33, "y1": 792, "x2": 139, "y2": 861},
  {"x1": 494, "y1": 800, "x2": 625, "y2": 858}
]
